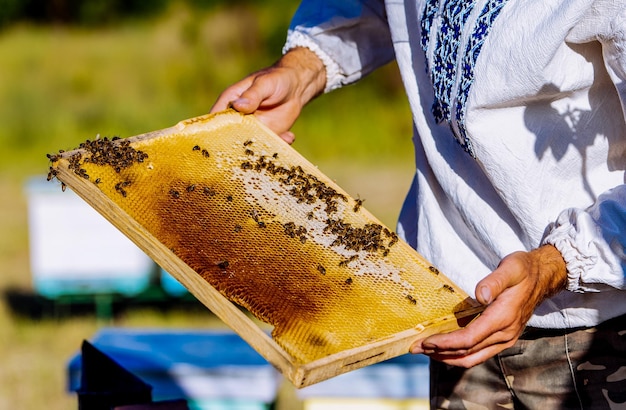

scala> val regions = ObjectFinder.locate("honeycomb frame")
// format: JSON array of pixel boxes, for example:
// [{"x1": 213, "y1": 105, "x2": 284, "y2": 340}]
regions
[{"x1": 49, "y1": 110, "x2": 483, "y2": 387}]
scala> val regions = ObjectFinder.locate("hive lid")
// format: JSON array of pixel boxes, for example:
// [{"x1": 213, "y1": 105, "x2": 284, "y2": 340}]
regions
[{"x1": 49, "y1": 110, "x2": 482, "y2": 387}]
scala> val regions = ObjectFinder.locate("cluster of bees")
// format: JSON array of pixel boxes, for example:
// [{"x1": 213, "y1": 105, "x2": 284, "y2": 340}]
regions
[
  {"x1": 325, "y1": 219, "x2": 398, "y2": 256},
  {"x1": 234, "y1": 139, "x2": 452, "y2": 302},
  {"x1": 46, "y1": 136, "x2": 149, "y2": 193},
  {"x1": 237, "y1": 140, "x2": 401, "y2": 270},
  {"x1": 79, "y1": 137, "x2": 149, "y2": 172},
  {"x1": 46, "y1": 150, "x2": 66, "y2": 189},
  {"x1": 240, "y1": 143, "x2": 347, "y2": 215},
  {"x1": 282, "y1": 221, "x2": 308, "y2": 244}
]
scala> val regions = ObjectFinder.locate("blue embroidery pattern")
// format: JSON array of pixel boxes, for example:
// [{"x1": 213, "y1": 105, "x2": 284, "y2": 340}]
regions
[
  {"x1": 420, "y1": 1, "x2": 439, "y2": 56},
  {"x1": 431, "y1": 1, "x2": 476, "y2": 124},
  {"x1": 420, "y1": 0, "x2": 509, "y2": 157}
]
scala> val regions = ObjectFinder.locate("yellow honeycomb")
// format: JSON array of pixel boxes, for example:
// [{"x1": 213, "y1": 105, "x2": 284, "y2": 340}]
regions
[{"x1": 50, "y1": 110, "x2": 479, "y2": 365}]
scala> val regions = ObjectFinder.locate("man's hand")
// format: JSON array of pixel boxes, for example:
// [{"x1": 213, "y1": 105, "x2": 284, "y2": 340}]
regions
[
  {"x1": 210, "y1": 47, "x2": 326, "y2": 144},
  {"x1": 411, "y1": 244, "x2": 568, "y2": 367}
]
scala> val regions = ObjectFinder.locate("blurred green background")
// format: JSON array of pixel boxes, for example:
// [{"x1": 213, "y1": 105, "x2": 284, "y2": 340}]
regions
[{"x1": 0, "y1": 1, "x2": 414, "y2": 408}]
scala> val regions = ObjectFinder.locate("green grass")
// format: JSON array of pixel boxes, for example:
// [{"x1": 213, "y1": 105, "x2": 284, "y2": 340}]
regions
[{"x1": 0, "y1": 3, "x2": 415, "y2": 408}]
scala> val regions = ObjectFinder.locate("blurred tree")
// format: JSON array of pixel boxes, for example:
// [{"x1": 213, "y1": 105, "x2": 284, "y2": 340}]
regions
[
  {"x1": 0, "y1": 0, "x2": 171, "y2": 27},
  {"x1": 0, "y1": 0, "x2": 22, "y2": 27}
]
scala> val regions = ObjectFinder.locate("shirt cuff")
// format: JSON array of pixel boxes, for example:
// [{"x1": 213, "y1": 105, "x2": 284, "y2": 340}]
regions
[{"x1": 541, "y1": 208, "x2": 622, "y2": 293}]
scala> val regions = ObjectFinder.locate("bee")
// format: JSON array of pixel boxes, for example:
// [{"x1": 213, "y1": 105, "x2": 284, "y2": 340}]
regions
[
  {"x1": 317, "y1": 264, "x2": 326, "y2": 275},
  {"x1": 388, "y1": 232, "x2": 398, "y2": 247},
  {"x1": 61, "y1": 182, "x2": 67, "y2": 192},
  {"x1": 245, "y1": 149, "x2": 254, "y2": 156},
  {"x1": 234, "y1": 224, "x2": 243, "y2": 233},
  {"x1": 169, "y1": 189, "x2": 180, "y2": 199},
  {"x1": 203, "y1": 186, "x2": 216, "y2": 196},
  {"x1": 186, "y1": 184, "x2": 196, "y2": 192},
  {"x1": 46, "y1": 168, "x2": 58, "y2": 181},
  {"x1": 115, "y1": 181, "x2": 129, "y2": 197},
  {"x1": 339, "y1": 254, "x2": 358, "y2": 267},
  {"x1": 345, "y1": 277, "x2": 353, "y2": 285},
  {"x1": 201, "y1": 149, "x2": 210, "y2": 158},
  {"x1": 243, "y1": 140, "x2": 252, "y2": 147},
  {"x1": 217, "y1": 260, "x2": 229, "y2": 269},
  {"x1": 406, "y1": 294, "x2": 417, "y2": 305},
  {"x1": 94, "y1": 178, "x2": 101, "y2": 185},
  {"x1": 46, "y1": 153, "x2": 60, "y2": 162},
  {"x1": 428, "y1": 266, "x2": 440, "y2": 275},
  {"x1": 226, "y1": 195, "x2": 233, "y2": 202},
  {"x1": 192, "y1": 145, "x2": 200, "y2": 151},
  {"x1": 272, "y1": 152, "x2": 278, "y2": 159},
  {"x1": 353, "y1": 196, "x2": 365, "y2": 212},
  {"x1": 283, "y1": 221, "x2": 296, "y2": 237},
  {"x1": 442, "y1": 284, "x2": 455, "y2": 293}
]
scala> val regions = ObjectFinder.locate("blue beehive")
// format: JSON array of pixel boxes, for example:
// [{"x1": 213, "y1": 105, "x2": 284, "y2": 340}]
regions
[{"x1": 67, "y1": 328, "x2": 281, "y2": 410}]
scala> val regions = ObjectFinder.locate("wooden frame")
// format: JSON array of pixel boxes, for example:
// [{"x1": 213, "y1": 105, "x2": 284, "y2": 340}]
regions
[{"x1": 49, "y1": 111, "x2": 482, "y2": 387}]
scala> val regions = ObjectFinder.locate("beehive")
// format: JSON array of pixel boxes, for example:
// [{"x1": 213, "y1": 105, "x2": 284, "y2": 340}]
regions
[{"x1": 48, "y1": 110, "x2": 482, "y2": 387}]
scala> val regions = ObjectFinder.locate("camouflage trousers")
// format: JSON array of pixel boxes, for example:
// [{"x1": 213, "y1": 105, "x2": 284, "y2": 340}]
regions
[{"x1": 430, "y1": 313, "x2": 626, "y2": 409}]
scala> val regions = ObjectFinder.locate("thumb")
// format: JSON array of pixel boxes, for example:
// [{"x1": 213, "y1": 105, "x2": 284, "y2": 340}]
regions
[
  {"x1": 476, "y1": 281, "x2": 495, "y2": 305},
  {"x1": 229, "y1": 95, "x2": 260, "y2": 114},
  {"x1": 231, "y1": 73, "x2": 284, "y2": 114},
  {"x1": 476, "y1": 272, "x2": 513, "y2": 305},
  {"x1": 475, "y1": 254, "x2": 526, "y2": 305}
]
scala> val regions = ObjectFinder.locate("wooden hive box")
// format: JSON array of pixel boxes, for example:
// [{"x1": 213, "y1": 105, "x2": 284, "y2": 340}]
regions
[{"x1": 48, "y1": 110, "x2": 482, "y2": 388}]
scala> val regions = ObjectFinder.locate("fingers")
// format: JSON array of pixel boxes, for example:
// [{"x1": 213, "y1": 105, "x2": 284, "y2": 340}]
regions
[
  {"x1": 426, "y1": 340, "x2": 517, "y2": 368},
  {"x1": 412, "y1": 300, "x2": 521, "y2": 353},
  {"x1": 211, "y1": 69, "x2": 287, "y2": 113},
  {"x1": 410, "y1": 324, "x2": 520, "y2": 368},
  {"x1": 409, "y1": 252, "x2": 540, "y2": 367},
  {"x1": 210, "y1": 64, "x2": 306, "y2": 143},
  {"x1": 278, "y1": 130, "x2": 296, "y2": 144}
]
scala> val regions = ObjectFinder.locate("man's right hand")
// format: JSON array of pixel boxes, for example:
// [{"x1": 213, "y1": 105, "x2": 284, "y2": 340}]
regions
[{"x1": 210, "y1": 47, "x2": 327, "y2": 144}]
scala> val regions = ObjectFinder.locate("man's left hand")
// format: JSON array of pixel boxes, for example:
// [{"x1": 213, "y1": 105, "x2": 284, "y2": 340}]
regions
[{"x1": 410, "y1": 244, "x2": 568, "y2": 368}]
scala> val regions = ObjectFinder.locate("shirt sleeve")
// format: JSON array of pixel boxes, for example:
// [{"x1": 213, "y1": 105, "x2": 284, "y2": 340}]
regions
[
  {"x1": 542, "y1": 1, "x2": 626, "y2": 293},
  {"x1": 282, "y1": 0, "x2": 395, "y2": 93}
]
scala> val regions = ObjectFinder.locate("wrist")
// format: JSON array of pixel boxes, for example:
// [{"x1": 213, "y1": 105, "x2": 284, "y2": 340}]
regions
[
  {"x1": 529, "y1": 244, "x2": 568, "y2": 298},
  {"x1": 276, "y1": 47, "x2": 327, "y2": 106}
]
